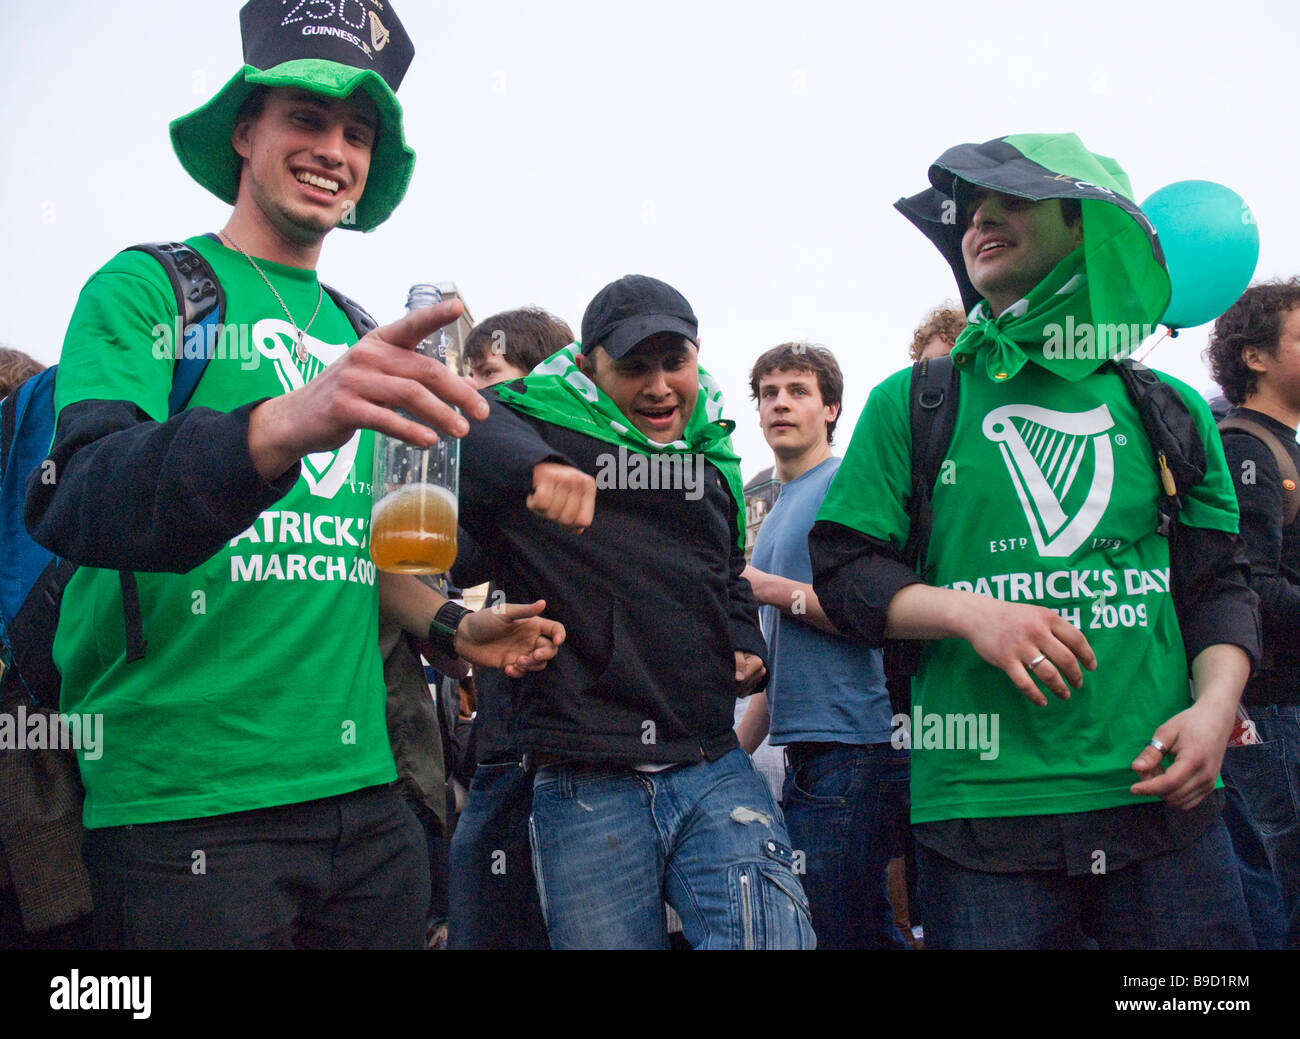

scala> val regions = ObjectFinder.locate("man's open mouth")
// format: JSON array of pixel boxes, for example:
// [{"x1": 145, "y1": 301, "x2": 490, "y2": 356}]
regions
[
  {"x1": 296, "y1": 171, "x2": 341, "y2": 195},
  {"x1": 977, "y1": 238, "x2": 1012, "y2": 257},
  {"x1": 638, "y1": 406, "x2": 677, "y2": 425}
]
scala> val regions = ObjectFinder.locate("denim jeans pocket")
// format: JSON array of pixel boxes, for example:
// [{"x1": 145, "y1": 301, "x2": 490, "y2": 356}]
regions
[
  {"x1": 1224, "y1": 739, "x2": 1299, "y2": 838},
  {"x1": 726, "y1": 839, "x2": 816, "y2": 949},
  {"x1": 788, "y1": 754, "x2": 859, "y2": 804}
]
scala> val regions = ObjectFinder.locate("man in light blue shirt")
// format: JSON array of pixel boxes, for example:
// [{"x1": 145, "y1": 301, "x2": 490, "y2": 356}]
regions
[{"x1": 738, "y1": 342, "x2": 909, "y2": 949}]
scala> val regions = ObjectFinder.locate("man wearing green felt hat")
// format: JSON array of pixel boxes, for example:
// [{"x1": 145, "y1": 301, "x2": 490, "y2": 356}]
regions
[
  {"x1": 810, "y1": 133, "x2": 1261, "y2": 949},
  {"x1": 171, "y1": 0, "x2": 416, "y2": 236},
  {"x1": 21, "y1": 1, "x2": 569, "y2": 949}
]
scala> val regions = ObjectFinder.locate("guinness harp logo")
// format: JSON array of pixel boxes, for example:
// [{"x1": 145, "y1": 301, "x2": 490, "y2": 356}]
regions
[
  {"x1": 369, "y1": 11, "x2": 391, "y2": 51},
  {"x1": 983, "y1": 403, "x2": 1115, "y2": 558}
]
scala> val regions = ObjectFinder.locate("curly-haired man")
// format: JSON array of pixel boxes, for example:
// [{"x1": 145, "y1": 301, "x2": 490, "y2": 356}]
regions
[{"x1": 1207, "y1": 277, "x2": 1300, "y2": 948}]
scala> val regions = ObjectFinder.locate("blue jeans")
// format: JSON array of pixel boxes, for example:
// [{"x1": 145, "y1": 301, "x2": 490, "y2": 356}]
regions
[
  {"x1": 781, "y1": 742, "x2": 910, "y2": 949},
  {"x1": 916, "y1": 814, "x2": 1253, "y2": 950},
  {"x1": 447, "y1": 761, "x2": 549, "y2": 950},
  {"x1": 1221, "y1": 703, "x2": 1300, "y2": 949},
  {"x1": 529, "y1": 748, "x2": 816, "y2": 949}
]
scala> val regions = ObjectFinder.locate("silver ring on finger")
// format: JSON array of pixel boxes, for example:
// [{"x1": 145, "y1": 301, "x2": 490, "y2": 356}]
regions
[
  {"x1": 1027, "y1": 653, "x2": 1047, "y2": 669},
  {"x1": 1148, "y1": 736, "x2": 1169, "y2": 754}
]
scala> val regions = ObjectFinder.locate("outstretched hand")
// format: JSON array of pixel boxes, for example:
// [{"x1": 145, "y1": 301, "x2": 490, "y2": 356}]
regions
[
  {"x1": 453, "y1": 599, "x2": 566, "y2": 679},
  {"x1": 248, "y1": 301, "x2": 489, "y2": 480}
]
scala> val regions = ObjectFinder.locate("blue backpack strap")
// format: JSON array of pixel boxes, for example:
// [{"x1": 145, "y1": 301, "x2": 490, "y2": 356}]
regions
[{"x1": 124, "y1": 241, "x2": 224, "y2": 415}]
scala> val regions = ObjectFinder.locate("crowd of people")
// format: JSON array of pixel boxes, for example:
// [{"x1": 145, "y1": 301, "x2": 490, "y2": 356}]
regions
[{"x1": 2, "y1": 0, "x2": 1297, "y2": 951}]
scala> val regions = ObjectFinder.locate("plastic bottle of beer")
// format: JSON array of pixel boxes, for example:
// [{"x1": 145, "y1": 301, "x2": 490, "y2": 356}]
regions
[{"x1": 369, "y1": 284, "x2": 460, "y2": 574}]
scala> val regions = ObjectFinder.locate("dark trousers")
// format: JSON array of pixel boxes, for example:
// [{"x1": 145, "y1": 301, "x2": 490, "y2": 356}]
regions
[
  {"x1": 84, "y1": 784, "x2": 428, "y2": 949},
  {"x1": 917, "y1": 815, "x2": 1254, "y2": 950},
  {"x1": 447, "y1": 761, "x2": 549, "y2": 950},
  {"x1": 781, "y1": 741, "x2": 911, "y2": 949},
  {"x1": 1221, "y1": 704, "x2": 1300, "y2": 949}
]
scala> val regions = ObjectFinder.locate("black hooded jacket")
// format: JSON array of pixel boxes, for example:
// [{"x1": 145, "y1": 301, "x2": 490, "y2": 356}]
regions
[{"x1": 457, "y1": 391, "x2": 767, "y2": 764}]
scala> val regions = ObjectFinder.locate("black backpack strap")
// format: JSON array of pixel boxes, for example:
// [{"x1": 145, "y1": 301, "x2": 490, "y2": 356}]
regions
[
  {"x1": 125, "y1": 242, "x2": 224, "y2": 414},
  {"x1": 117, "y1": 571, "x2": 147, "y2": 663},
  {"x1": 1114, "y1": 359, "x2": 1207, "y2": 530},
  {"x1": 126, "y1": 241, "x2": 223, "y2": 332},
  {"x1": 903, "y1": 355, "x2": 960, "y2": 575},
  {"x1": 1218, "y1": 416, "x2": 1300, "y2": 527},
  {"x1": 323, "y1": 284, "x2": 378, "y2": 338},
  {"x1": 5, "y1": 557, "x2": 77, "y2": 708},
  {"x1": 885, "y1": 356, "x2": 960, "y2": 715},
  {"x1": 112, "y1": 242, "x2": 224, "y2": 671}
]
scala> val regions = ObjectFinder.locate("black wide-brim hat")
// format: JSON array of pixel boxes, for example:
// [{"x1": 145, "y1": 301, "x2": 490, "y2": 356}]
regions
[
  {"x1": 170, "y1": 0, "x2": 416, "y2": 233},
  {"x1": 894, "y1": 132, "x2": 1170, "y2": 328}
]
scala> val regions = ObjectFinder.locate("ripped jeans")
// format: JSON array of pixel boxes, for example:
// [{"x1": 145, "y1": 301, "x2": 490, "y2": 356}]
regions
[{"x1": 529, "y1": 749, "x2": 816, "y2": 949}]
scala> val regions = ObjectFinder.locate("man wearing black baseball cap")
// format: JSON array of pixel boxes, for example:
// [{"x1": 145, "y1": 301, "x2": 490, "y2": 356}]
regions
[
  {"x1": 21, "y1": 1, "x2": 571, "y2": 949},
  {"x1": 456, "y1": 275, "x2": 815, "y2": 949}
]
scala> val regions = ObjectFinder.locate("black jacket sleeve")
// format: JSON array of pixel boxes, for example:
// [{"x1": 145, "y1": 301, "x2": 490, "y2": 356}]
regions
[
  {"x1": 25, "y1": 398, "x2": 299, "y2": 573},
  {"x1": 809, "y1": 519, "x2": 923, "y2": 646},
  {"x1": 724, "y1": 491, "x2": 768, "y2": 682},
  {"x1": 1169, "y1": 516, "x2": 1261, "y2": 669},
  {"x1": 449, "y1": 525, "x2": 491, "y2": 590},
  {"x1": 457, "y1": 392, "x2": 576, "y2": 514},
  {"x1": 1219, "y1": 430, "x2": 1300, "y2": 633}
]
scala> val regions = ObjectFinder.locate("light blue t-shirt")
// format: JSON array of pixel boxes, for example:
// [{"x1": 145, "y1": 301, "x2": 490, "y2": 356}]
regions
[{"x1": 751, "y1": 456, "x2": 893, "y2": 745}]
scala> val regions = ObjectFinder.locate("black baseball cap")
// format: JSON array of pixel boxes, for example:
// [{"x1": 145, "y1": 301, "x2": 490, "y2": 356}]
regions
[{"x1": 580, "y1": 275, "x2": 699, "y2": 359}]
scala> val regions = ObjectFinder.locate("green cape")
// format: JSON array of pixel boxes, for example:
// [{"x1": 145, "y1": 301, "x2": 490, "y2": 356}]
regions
[{"x1": 494, "y1": 344, "x2": 748, "y2": 548}]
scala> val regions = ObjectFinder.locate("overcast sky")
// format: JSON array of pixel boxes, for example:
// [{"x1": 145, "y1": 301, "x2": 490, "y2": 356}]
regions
[{"x1": 3, "y1": 0, "x2": 1296, "y2": 478}]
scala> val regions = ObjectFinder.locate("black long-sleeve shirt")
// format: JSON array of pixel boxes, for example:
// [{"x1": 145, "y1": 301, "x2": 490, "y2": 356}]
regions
[
  {"x1": 808, "y1": 514, "x2": 1260, "y2": 670},
  {"x1": 1220, "y1": 406, "x2": 1300, "y2": 706},
  {"x1": 24, "y1": 399, "x2": 298, "y2": 572}
]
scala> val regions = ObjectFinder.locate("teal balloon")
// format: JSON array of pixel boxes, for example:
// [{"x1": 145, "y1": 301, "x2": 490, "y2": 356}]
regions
[{"x1": 1141, "y1": 180, "x2": 1259, "y2": 329}]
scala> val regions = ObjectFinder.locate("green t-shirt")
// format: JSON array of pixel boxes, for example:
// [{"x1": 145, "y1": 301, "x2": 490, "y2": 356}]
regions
[
  {"x1": 53, "y1": 235, "x2": 395, "y2": 827},
  {"x1": 818, "y1": 360, "x2": 1239, "y2": 823}
]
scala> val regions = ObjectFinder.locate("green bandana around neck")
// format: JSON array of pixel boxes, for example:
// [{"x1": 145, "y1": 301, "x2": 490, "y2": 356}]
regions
[
  {"x1": 952, "y1": 248, "x2": 1104, "y2": 383},
  {"x1": 493, "y1": 343, "x2": 748, "y2": 547}
]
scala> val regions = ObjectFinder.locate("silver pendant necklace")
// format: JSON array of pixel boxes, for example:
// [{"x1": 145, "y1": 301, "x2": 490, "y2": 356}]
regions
[{"x1": 218, "y1": 231, "x2": 323, "y2": 363}]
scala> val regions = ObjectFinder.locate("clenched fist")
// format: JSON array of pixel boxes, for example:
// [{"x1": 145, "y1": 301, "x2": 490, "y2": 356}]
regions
[{"x1": 528, "y1": 462, "x2": 596, "y2": 533}]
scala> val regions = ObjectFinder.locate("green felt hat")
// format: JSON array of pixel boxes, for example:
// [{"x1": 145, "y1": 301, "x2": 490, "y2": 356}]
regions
[{"x1": 169, "y1": 1, "x2": 416, "y2": 233}]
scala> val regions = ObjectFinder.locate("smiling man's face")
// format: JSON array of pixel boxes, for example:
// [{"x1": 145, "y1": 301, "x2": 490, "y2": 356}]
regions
[
  {"x1": 580, "y1": 332, "x2": 699, "y2": 443},
  {"x1": 960, "y1": 187, "x2": 1082, "y2": 317},
  {"x1": 232, "y1": 87, "x2": 378, "y2": 245}
]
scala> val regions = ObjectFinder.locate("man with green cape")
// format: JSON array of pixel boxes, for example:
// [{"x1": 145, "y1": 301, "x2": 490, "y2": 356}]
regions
[
  {"x1": 456, "y1": 274, "x2": 816, "y2": 949},
  {"x1": 810, "y1": 134, "x2": 1260, "y2": 948}
]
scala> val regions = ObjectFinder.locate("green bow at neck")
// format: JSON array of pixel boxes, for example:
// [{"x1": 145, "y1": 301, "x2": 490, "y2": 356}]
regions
[
  {"x1": 493, "y1": 343, "x2": 747, "y2": 546},
  {"x1": 952, "y1": 248, "x2": 1110, "y2": 384}
]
